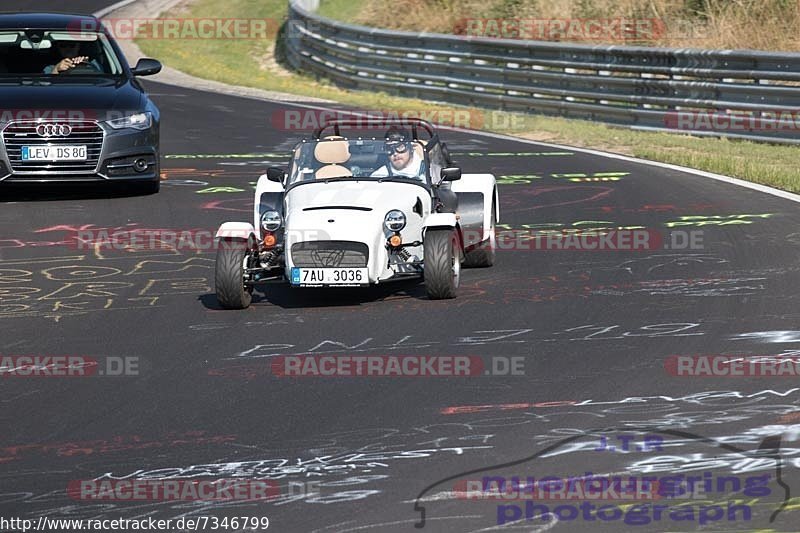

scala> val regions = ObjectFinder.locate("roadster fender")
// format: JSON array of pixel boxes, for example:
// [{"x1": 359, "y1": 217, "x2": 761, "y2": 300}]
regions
[
  {"x1": 451, "y1": 173, "x2": 498, "y2": 247},
  {"x1": 253, "y1": 173, "x2": 285, "y2": 240},
  {"x1": 422, "y1": 213, "x2": 465, "y2": 262},
  {"x1": 216, "y1": 222, "x2": 256, "y2": 241},
  {"x1": 423, "y1": 212, "x2": 458, "y2": 230}
]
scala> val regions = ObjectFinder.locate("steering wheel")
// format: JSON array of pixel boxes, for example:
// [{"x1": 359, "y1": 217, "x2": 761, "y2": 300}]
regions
[{"x1": 64, "y1": 62, "x2": 102, "y2": 75}]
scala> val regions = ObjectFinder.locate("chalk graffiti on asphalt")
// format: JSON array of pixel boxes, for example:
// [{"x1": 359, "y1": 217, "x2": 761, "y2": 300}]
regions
[{"x1": 0, "y1": 256, "x2": 213, "y2": 321}]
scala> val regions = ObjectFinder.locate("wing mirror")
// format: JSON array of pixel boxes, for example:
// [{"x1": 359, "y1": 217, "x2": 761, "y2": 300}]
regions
[
  {"x1": 132, "y1": 58, "x2": 162, "y2": 76},
  {"x1": 440, "y1": 167, "x2": 461, "y2": 182},
  {"x1": 441, "y1": 142, "x2": 454, "y2": 166},
  {"x1": 267, "y1": 166, "x2": 286, "y2": 182}
]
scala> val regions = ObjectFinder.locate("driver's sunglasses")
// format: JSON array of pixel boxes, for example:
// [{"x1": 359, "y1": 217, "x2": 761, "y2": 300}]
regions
[{"x1": 385, "y1": 142, "x2": 409, "y2": 155}]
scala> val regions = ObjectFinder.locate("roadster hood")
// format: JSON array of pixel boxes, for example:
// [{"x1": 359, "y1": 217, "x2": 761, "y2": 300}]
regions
[
  {"x1": 285, "y1": 180, "x2": 428, "y2": 213},
  {"x1": 283, "y1": 181, "x2": 429, "y2": 283}
]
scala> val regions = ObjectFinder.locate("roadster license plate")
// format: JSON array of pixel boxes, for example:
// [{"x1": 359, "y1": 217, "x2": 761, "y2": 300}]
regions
[
  {"x1": 290, "y1": 267, "x2": 368, "y2": 286},
  {"x1": 22, "y1": 145, "x2": 87, "y2": 162}
]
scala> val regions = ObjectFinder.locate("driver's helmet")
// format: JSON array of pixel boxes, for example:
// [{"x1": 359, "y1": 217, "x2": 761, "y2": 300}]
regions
[{"x1": 383, "y1": 127, "x2": 413, "y2": 156}]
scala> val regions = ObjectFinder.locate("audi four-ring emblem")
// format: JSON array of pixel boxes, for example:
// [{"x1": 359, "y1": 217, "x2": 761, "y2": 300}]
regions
[{"x1": 36, "y1": 124, "x2": 72, "y2": 137}]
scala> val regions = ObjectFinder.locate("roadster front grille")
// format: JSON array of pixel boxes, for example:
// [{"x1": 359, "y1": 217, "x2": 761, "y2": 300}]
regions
[{"x1": 291, "y1": 241, "x2": 369, "y2": 268}]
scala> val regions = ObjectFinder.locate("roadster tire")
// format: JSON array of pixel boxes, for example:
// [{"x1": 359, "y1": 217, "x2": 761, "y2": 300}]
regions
[
  {"x1": 463, "y1": 202, "x2": 496, "y2": 268},
  {"x1": 215, "y1": 239, "x2": 253, "y2": 309},
  {"x1": 424, "y1": 229, "x2": 460, "y2": 299}
]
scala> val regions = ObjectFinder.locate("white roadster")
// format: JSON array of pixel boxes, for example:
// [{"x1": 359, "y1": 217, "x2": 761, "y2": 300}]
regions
[{"x1": 214, "y1": 118, "x2": 498, "y2": 308}]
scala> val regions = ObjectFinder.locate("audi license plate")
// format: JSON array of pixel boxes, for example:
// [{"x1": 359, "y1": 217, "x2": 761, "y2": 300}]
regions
[
  {"x1": 22, "y1": 145, "x2": 87, "y2": 162},
  {"x1": 290, "y1": 267, "x2": 368, "y2": 286}
]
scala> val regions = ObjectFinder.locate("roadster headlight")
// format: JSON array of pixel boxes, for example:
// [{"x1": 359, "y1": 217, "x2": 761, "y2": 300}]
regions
[
  {"x1": 105, "y1": 112, "x2": 152, "y2": 130},
  {"x1": 261, "y1": 210, "x2": 282, "y2": 232},
  {"x1": 384, "y1": 210, "x2": 406, "y2": 232}
]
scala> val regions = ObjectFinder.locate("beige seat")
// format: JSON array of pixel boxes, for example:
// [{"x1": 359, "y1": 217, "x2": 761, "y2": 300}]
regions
[
  {"x1": 314, "y1": 140, "x2": 352, "y2": 179},
  {"x1": 412, "y1": 141, "x2": 425, "y2": 160}
]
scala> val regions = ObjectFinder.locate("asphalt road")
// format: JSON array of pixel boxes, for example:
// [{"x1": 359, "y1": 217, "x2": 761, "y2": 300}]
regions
[{"x1": 2, "y1": 2, "x2": 800, "y2": 532}]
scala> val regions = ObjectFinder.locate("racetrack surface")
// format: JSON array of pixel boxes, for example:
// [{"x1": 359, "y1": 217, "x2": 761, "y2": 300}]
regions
[{"x1": 2, "y1": 2, "x2": 800, "y2": 532}]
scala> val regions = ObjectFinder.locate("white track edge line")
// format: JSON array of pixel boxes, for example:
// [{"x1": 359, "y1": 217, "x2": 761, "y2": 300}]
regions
[{"x1": 93, "y1": 0, "x2": 139, "y2": 19}]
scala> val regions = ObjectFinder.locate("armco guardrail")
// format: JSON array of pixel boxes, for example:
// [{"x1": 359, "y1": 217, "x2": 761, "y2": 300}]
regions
[{"x1": 285, "y1": 0, "x2": 800, "y2": 144}]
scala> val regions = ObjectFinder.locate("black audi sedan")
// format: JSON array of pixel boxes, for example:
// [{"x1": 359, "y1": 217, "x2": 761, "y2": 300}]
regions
[{"x1": 0, "y1": 13, "x2": 162, "y2": 193}]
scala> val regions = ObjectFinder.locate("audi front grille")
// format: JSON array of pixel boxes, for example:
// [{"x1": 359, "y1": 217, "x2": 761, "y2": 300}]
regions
[
  {"x1": 291, "y1": 241, "x2": 369, "y2": 268},
  {"x1": 2, "y1": 120, "x2": 104, "y2": 173}
]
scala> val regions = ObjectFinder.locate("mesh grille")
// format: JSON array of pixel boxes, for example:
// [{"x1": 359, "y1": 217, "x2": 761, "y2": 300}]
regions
[{"x1": 291, "y1": 241, "x2": 369, "y2": 268}]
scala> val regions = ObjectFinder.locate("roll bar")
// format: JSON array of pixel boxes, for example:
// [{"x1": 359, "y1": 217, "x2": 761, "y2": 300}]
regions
[{"x1": 313, "y1": 117, "x2": 437, "y2": 140}]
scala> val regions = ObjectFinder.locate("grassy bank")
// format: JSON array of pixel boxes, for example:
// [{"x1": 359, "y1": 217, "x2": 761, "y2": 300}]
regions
[
  {"x1": 137, "y1": 0, "x2": 800, "y2": 193},
  {"x1": 320, "y1": 0, "x2": 800, "y2": 51}
]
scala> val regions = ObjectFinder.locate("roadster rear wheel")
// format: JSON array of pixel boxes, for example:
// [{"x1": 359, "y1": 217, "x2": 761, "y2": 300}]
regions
[
  {"x1": 215, "y1": 239, "x2": 253, "y2": 309},
  {"x1": 424, "y1": 229, "x2": 460, "y2": 299}
]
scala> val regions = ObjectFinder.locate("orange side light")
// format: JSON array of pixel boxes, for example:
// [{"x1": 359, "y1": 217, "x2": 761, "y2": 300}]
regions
[
  {"x1": 388, "y1": 234, "x2": 402, "y2": 247},
  {"x1": 263, "y1": 233, "x2": 277, "y2": 247}
]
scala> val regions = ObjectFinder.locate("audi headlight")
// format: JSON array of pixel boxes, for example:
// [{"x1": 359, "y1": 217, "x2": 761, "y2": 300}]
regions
[
  {"x1": 105, "y1": 112, "x2": 152, "y2": 130},
  {"x1": 384, "y1": 210, "x2": 406, "y2": 232},
  {"x1": 261, "y1": 210, "x2": 282, "y2": 232}
]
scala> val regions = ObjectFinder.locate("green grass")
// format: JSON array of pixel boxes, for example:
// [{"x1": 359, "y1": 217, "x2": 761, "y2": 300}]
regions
[
  {"x1": 137, "y1": 0, "x2": 800, "y2": 193},
  {"x1": 316, "y1": 0, "x2": 364, "y2": 21}
]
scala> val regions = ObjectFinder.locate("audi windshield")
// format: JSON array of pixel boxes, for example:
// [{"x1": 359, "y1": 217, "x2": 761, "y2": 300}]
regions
[{"x1": 0, "y1": 30, "x2": 123, "y2": 76}]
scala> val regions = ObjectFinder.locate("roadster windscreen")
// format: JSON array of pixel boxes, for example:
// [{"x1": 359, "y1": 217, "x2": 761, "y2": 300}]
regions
[{"x1": 287, "y1": 139, "x2": 428, "y2": 184}]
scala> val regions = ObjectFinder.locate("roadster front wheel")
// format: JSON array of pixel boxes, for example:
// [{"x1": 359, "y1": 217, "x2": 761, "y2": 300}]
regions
[
  {"x1": 424, "y1": 229, "x2": 461, "y2": 300},
  {"x1": 215, "y1": 239, "x2": 253, "y2": 309}
]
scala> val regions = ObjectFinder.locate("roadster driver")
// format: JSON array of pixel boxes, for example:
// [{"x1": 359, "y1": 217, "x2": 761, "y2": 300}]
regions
[{"x1": 370, "y1": 128, "x2": 425, "y2": 180}]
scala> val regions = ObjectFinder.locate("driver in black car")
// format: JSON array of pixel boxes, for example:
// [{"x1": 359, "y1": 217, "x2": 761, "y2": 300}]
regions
[{"x1": 44, "y1": 40, "x2": 102, "y2": 75}]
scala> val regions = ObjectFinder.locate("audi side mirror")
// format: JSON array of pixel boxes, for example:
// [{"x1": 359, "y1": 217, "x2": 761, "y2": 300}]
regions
[
  {"x1": 267, "y1": 166, "x2": 286, "y2": 182},
  {"x1": 132, "y1": 58, "x2": 162, "y2": 76},
  {"x1": 441, "y1": 167, "x2": 461, "y2": 181}
]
